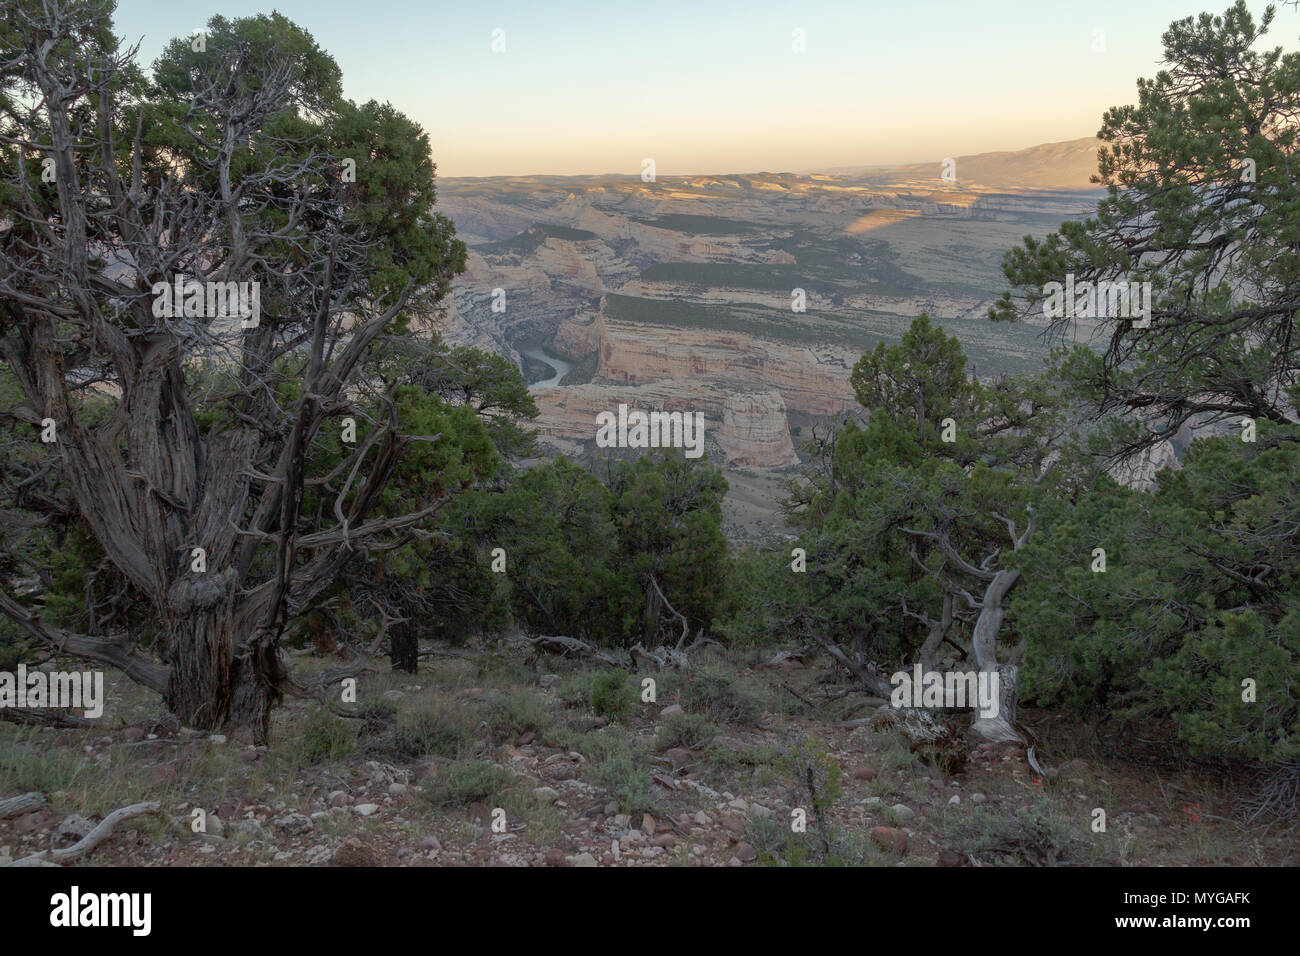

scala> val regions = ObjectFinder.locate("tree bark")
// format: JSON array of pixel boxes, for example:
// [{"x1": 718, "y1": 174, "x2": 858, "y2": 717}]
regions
[
  {"x1": 917, "y1": 592, "x2": 954, "y2": 674},
  {"x1": 967, "y1": 568, "x2": 1024, "y2": 744},
  {"x1": 390, "y1": 623, "x2": 418, "y2": 674},
  {"x1": 164, "y1": 602, "x2": 278, "y2": 743},
  {"x1": 0, "y1": 793, "x2": 48, "y2": 819}
]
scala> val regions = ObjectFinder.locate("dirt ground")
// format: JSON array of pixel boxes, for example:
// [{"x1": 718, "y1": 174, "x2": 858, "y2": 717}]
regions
[{"x1": 0, "y1": 641, "x2": 1290, "y2": 867}]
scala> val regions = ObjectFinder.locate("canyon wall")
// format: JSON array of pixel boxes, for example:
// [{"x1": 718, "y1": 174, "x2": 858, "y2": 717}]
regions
[{"x1": 521, "y1": 307, "x2": 855, "y2": 467}]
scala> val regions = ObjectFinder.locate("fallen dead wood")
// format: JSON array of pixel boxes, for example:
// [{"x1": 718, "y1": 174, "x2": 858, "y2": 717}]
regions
[
  {"x1": 837, "y1": 696, "x2": 890, "y2": 722},
  {"x1": 0, "y1": 791, "x2": 47, "y2": 819},
  {"x1": 417, "y1": 647, "x2": 476, "y2": 661},
  {"x1": 5, "y1": 801, "x2": 162, "y2": 867},
  {"x1": 1239, "y1": 760, "x2": 1300, "y2": 830},
  {"x1": 806, "y1": 628, "x2": 895, "y2": 698},
  {"x1": 113, "y1": 739, "x2": 186, "y2": 748},
  {"x1": 0, "y1": 707, "x2": 99, "y2": 729},
  {"x1": 296, "y1": 657, "x2": 373, "y2": 696},
  {"x1": 283, "y1": 655, "x2": 374, "y2": 718},
  {"x1": 1027, "y1": 745, "x2": 1059, "y2": 780},
  {"x1": 869, "y1": 706, "x2": 969, "y2": 770},
  {"x1": 780, "y1": 681, "x2": 816, "y2": 706},
  {"x1": 630, "y1": 642, "x2": 689, "y2": 671},
  {"x1": 683, "y1": 633, "x2": 724, "y2": 652},
  {"x1": 761, "y1": 649, "x2": 806, "y2": 668},
  {"x1": 513, "y1": 634, "x2": 624, "y2": 668},
  {"x1": 835, "y1": 716, "x2": 882, "y2": 728}
]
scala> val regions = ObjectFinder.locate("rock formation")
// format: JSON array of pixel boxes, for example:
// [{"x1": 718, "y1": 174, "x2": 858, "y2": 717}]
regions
[{"x1": 716, "y1": 392, "x2": 799, "y2": 467}]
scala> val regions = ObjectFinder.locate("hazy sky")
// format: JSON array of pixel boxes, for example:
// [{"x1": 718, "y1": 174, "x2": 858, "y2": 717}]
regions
[{"x1": 112, "y1": 0, "x2": 1295, "y2": 177}]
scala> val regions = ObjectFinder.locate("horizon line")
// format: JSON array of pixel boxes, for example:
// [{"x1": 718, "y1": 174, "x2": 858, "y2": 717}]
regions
[{"x1": 435, "y1": 135, "x2": 1101, "y2": 181}]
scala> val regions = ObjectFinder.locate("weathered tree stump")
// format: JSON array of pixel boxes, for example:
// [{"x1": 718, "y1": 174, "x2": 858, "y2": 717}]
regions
[{"x1": 390, "y1": 622, "x2": 418, "y2": 674}]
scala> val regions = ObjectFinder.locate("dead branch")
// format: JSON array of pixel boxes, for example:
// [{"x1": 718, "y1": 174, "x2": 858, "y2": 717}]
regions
[
  {"x1": 761, "y1": 649, "x2": 806, "y2": 668},
  {"x1": 296, "y1": 657, "x2": 373, "y2": 696},
  {"x1": 0, "y1": 792, "x2": 48, "y2": 819},
  {"x1": 1238, "y1": 761, "x2": 1300, "y2": 830},
  {"x1": 0, "y1": 707, "x2": 100, "y2": 729},
  {"x1": 837, "y1": 696, "x2": 889, "y2": 721},
  {"x1": 647, "y1": 573, "x2": 690, "y2": 650},
  {"x1": 806, "y1": 627, "x2": 894, "y2": 698},
  {"x1": 779, "y1": 681, "x2": 816, "y2": 706},
  {"x1": 417, "y1": 648, "x2": 477, "y2": 661},
  {"x1": 902, "y1": 527, "x2": 998, "y2": 582},
  {"x1": 0, "y1": 591, "x2": 168, "y2": 694},
  {"x1": 512, "y1": 634, "x2": 624, "y2": 668},
  {"x1": 630, "y1": 642, "x2": 689, "y2": 671},
  {"x1": 835, "y1": 716, "x2": 884, "y2": 728},
  {"x1": 683, "y1": 629, "x2": 725, "y2": 653},
  {"x1": 281, "y1": 661, "x2": 371, "y2": 719},
  {"x1": 5, "y1": 801, "x2": 163, "y2": 867},
  {"x1": 1027, "y1": 745, "x2": 1050, "y2": 779}
]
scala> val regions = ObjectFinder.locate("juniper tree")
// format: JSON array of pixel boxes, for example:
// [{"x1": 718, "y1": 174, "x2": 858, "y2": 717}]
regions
[
  {"x1": 782, "y1": 316, "x2": 1068, "y2": 743},
  {"x1": 991, "y1": 2, "x2": 1300, "y2": 806},
  {"x1": 0, "y1": 3, "x2": 469, "y2": 740},
  {"x1": 991, "y1": 1, "x2": 1300, "y2": 454}
]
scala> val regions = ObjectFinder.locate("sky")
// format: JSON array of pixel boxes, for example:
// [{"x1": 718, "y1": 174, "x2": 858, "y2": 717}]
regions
[{"x1": 110, "y1": 0, "x2": 1296, "y2": 177}]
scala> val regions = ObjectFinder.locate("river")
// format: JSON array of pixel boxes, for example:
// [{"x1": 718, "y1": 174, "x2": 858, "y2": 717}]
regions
[{"x1": 521, "y1": 348, "x2": 574, "y2": 389}]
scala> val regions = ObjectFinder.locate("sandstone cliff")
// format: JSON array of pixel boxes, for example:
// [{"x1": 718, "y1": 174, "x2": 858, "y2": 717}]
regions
[{"x1": 716, "y1": 391, "x2": 799, "y2": 467}]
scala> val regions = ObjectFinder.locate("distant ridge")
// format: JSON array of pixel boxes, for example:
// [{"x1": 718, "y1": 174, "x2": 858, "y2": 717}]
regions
[
  {"x1": 816, "y1": 137, "x2": 1102, "y2": 190},
  {"x1": 441, "y1": 138, "x2": 1104, "y2": 190}
]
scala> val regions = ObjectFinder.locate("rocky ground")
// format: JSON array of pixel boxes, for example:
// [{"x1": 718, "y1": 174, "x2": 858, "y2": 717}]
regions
[{"x1": 0, "y1": 643, "x2": 1290, "y2": 867}]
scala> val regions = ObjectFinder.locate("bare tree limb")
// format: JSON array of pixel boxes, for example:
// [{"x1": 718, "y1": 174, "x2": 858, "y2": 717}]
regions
[
  {"x1": 0, "y1": 792, "x2": 48, "y2": 819},
  {"x1": 510, "y1": 634, "x2": 624, "y2": 668},
  {"x1": 5, "y1": 801, "x2": 163, "y2": 867}
]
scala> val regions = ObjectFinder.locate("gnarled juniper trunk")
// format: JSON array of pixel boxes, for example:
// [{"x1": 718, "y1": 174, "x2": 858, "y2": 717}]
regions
[
  {"x1": 970, "y1": 663, "x2": 1021, "y2": 744},
  {"x1": 967, "y1": 568, "x2": 1024, "y2": 745},
  {"x1": 0, "y1": 3, "x2": 468, "y2": 748},
  {"x1": 165, "y1": 576, "x2": 281, "y2": 743}
]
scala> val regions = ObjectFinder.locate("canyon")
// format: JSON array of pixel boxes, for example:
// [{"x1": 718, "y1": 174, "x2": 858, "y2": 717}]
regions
[{"x1": 431, "y1": 139, "x2": 1109, "y2": 541}]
